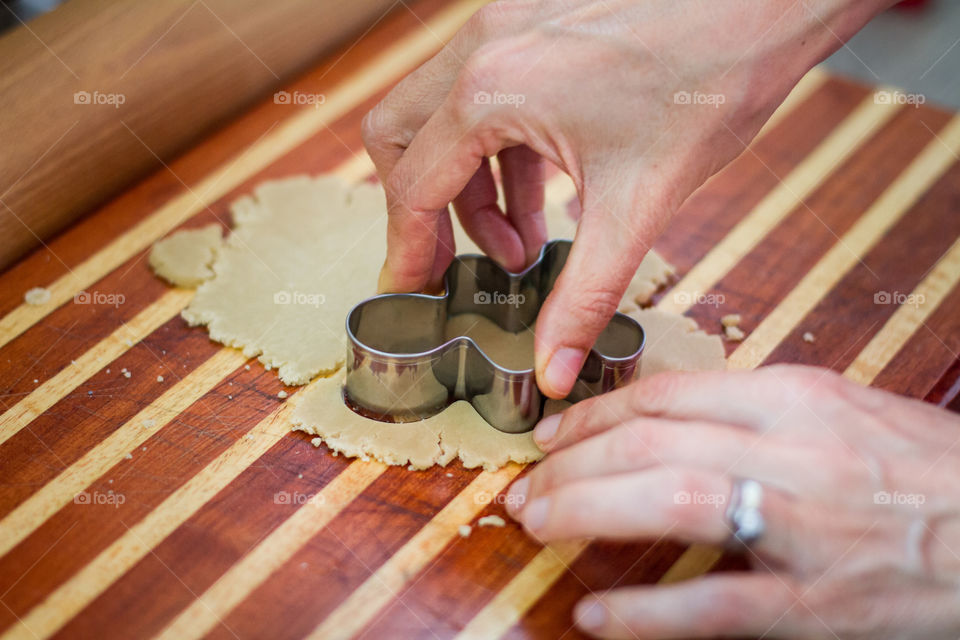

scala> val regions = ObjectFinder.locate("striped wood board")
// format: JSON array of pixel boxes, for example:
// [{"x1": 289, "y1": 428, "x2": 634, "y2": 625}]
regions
[{"x1": 2, "y1": 1, "x2": 960, "y2": 638}]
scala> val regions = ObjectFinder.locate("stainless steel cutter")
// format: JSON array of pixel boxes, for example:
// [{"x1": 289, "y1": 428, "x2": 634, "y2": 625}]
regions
[{"x1": 344, "y1": 240, "x2": 645, "y2": 433}]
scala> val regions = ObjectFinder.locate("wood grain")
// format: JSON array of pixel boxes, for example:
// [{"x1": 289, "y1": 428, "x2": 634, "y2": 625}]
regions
[{"x1": 0, "y1": 1, "x2": 959, "y2": 638}]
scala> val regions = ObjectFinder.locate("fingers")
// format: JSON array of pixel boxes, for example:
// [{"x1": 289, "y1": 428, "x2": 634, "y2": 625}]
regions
[
  {"x1": 507, "y1": 467, "x2": 812, "y2": 565},
  {"x1": 498, "y1": 144, "x2": 547, "y2": 265},
  {"x1": 533, "y1": 186, "x2": 649, "y2": 399},
  {"x1": 378, "y1": 91, "x2": 506, "y2": 293},
  {"x1": 507, "y1": 467, "x2": 726, "y2": 543},
  {"x1": 574, "y1": 574, "x2": 803, "y2": 639},
  {"x1": 452, "y1": 157, "x2": 526, "y2": 271},
  {"x1": 524, "y1": 417, "x2": 758, "y2": 499},
  {"x1": 535, "y1": 370, "x2": 777, "y2": 452}
]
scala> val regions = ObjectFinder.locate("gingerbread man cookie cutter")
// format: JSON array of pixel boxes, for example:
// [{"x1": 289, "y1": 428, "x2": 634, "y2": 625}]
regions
[{"x1": 344, "y1": 240, "x2": 645, "y2": 433}]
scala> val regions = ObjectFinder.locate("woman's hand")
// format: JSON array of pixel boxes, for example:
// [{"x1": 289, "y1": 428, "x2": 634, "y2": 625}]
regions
[
  {"x1": 362, "y1": 0, "x2": 893, "y2": 398},
  {"x1": 506, "y1": 365, "x2": 960, "y2": 639}
]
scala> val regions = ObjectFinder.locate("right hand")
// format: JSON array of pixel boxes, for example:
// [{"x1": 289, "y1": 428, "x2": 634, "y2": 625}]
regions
[{"x1": 362, "y1": 0, "x2": 894, "y2": 398}]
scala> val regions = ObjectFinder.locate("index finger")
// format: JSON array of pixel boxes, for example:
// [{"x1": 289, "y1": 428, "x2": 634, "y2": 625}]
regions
[{"x1": 378, "y1": 92, "x2": 513, "y2": 293}]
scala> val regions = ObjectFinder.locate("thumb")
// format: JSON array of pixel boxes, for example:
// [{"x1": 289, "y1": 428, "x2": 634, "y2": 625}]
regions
[{"x1": 534, "y1": 182, "x2": 659, "y2": 399}]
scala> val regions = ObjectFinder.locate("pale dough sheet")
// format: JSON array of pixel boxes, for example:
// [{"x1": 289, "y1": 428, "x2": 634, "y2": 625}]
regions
[
  {"x1": 182, "y1": 177, "x2": 387, "y2": 384},
  {"x1": 292, "y1": 305, "x2": 726, "y2": 470},
  {"x1": 147, "y1": 175, "x2": 723, "y2": 470},
  {"x1": 148, "y1": 224, "x2": 223, "y2": 288},
  {"x1": 175, "y1": 176, "x2": 673, "y2": 385},
  {"x1": 444, "y1": 312, "x2": 535, "y2": 371}
]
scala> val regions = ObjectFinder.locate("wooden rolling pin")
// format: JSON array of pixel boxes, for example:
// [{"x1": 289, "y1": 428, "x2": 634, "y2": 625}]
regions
[{"x1": 0, "y1": 0, "x2": 395, "y2": 270}]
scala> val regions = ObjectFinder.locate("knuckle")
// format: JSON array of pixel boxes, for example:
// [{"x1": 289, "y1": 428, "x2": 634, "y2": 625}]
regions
[
  {"x1": 664, "y1": 472, "x2": 710, "y2": 525},
  {"x1": 359, "y1": 108, "x2": 382, "y2": 147},
  {"x1": 629, "y1": 372, "x2": 679, "y2": 415},
  {"x1": 463, "y1": 2, "x2": 509, "y2": 41},
  {"x1": 564, "y1": 285, "x2": 621, "y2": 332},
  {"x1": 619, "y1": 422, "x2": 658, "y2": 463}
]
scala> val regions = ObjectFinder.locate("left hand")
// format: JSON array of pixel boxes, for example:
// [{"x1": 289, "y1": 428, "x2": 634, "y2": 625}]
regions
[{"x1": 505, "y1": 365, "x2": 960, "y2": 639}]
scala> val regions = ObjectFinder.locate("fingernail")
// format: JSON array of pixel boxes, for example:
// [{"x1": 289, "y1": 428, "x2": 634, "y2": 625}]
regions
[
  {"x1": 544, "y1": 348, "x2": 585, "y2": 397},
  {"x1": 522, "y1": 497, "x2": 550, "y2": 532},
  {"x1": 574, "y1": 598, "x2": 606, "y2": 631},
  {"x1": 506, "y1": 477, "x2": 529, "y2": 517},
  {"x1": 534, "y1": 414, "x2": 562, "y2": 449}
]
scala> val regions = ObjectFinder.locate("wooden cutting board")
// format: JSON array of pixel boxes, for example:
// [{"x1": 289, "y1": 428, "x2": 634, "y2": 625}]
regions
[{"x1": 1, "y1": 0, "x2": 959, "y2": 638}]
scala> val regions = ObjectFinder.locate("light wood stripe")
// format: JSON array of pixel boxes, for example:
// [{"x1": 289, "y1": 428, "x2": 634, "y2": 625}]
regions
[
  {"x1": 1, "y1": 403, "x2": 295, "y2": 640},
  {"x1": 845, "y1": 236, "x2": 960, "y2": 386},
  {"x1": 659, "y1": 94, "x2": 901, "y2": 315},
  {"x1": 154, "y1": 460, "x2": 387, "y2": 640},
  {"x1": 454, "y1": 541, "x2": 588, "y2": 640},
  {"x1": 0, "y1": 289, "x2": 193, "y2": 446},
  {"x1": 0, "y1": 349, "x2": 246, "y2": 559},
  {"x1": 0, "y1": 155, "x2": 374, "y2": 450},
  {"x1": 729, "y1": 114, "x2": 960, "y2": 370},
  {"x1": 0, "y1": 0, "x2": 487, "y2": 350},
  {"x1": 306, "y1": 465, "x2": 523, "y2": 640}
]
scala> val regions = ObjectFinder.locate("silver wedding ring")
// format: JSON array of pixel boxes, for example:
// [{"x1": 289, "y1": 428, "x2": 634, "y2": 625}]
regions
[{"x1": 725, "y1": 478, "x2": 766, "y2": 550}]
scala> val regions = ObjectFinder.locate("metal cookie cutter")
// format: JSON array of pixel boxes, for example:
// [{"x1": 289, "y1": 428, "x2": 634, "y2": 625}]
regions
[{"x1": 344, "y1": 240, "x2": 645, "y2": 433}]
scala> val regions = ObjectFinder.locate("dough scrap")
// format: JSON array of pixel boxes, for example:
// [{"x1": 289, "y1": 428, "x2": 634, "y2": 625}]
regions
[
  {"x1": 24, "y1": 287, "x2": 51, "y2": 305},
  {"x1": 293, "y1": 305, "x2": 726, "y2": 470},
  {"x1": 179, "y1": 176, "x2": 672, "y2": 385},
  {"x1": 149, "y1": 224, "x2": 223, "y2": 288}
]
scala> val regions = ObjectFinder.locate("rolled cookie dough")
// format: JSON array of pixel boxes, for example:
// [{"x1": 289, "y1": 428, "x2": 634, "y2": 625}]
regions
[
  {"x1": 444, "y1": 312, "x2": 535, "y2": 371},
  {"x1": 178, "y1": 176, "x2": 674, "y2": 385},
  {"x1": 292, "y1": 304, "x2": 726, "y2": 470},
  {"x1": 149, "y1": 224, "x2": 223, "y2": 288}
]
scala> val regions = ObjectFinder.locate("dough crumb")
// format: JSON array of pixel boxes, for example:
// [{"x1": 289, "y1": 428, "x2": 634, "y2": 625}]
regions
[
  {"x1": 310, "y1": 437, "x2": 323, "y2": 448},
  {"x1": 458, "y1": 524, "x2": 472, "y2": 538},
  {"x1": 244, "y1": 365, "x2": 251, "y2": 371},
  {"x1": 156, "y1": 375, "x2": 164, "y2": 383},
  {"x1": 123, "y1": 371, "x2": 132, "y2": 378},
  {"x1": 148, "y1": 224, "x2": 223, "y2": 287},
  {"x1": 277, "y1": 390, "x2": 288, "y2": 399},
  {"x1": 803, "y1": 331, "x2": 816, "y2": 343},
  {"x1": 123, "y1": 453, "x2": 133, "y2": 460},
  {"x1": 297, "y1": 473, "x2": 303, "y2": 479},
  {"x1": 24, "y1": 287, "x2": 51, "y2": 305},
  {"x1": 720, "y1": 314, "x2": 742, "y2": 328},
  {"x1": 724, "y1": 325, "x2": 746, "y2": 342},
  {"x1": 478, "y1": 515, "x2": 507, "y2": 528},
  {"x1": 33, "y1": 379, "x2": 38, "y2": 384},
  {"x1": 445, "y1": 472, "x2": 454, "y2": 478}
]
